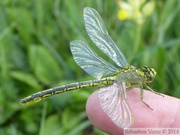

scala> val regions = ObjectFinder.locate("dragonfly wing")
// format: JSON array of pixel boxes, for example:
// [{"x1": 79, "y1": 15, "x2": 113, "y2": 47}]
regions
[
  {"x1": 98, "y1": 83, "x2": 134, "y2": 128},
  {"x1": 70, "y1": 40, "x2": 117, "y2": 79},
  {"x1": 84, "y1": 7, "x2": 128, "y2": 68}
]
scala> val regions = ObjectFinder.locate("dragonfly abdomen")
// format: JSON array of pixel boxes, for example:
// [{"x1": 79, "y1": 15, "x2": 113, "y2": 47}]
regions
[{"x1": 19, "y1": 77, "x2": 115, "y2": 105}]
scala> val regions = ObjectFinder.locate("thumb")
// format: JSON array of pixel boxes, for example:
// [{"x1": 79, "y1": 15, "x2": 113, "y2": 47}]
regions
[{"x1": 86, "y1": 89, "x2": 180, "y2": 135}]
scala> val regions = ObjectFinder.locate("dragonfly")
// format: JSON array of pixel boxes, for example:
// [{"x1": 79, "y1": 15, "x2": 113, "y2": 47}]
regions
[{"x1": 19, "y1": 7, "x2": 160, "y2": 128}]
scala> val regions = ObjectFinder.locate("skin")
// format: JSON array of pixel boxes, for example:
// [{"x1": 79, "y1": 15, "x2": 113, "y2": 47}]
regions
[{"x1": 86, "y1": 89, "x2": 180, "y2": 135}]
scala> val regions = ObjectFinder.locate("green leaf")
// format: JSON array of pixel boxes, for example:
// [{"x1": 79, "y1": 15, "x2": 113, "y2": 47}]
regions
[
  {"x1": 40, "y1": 115, "x2": 64, "y2": 135},
  {"x1": 14, "y1": 8, "x2": 34, "y2": 45},
  {"x1": 66, "y1": 120, "x2": 91, "y2": 135},
  {"x1": 28, "y1": 45, "x2": 62, "y2": 84},
  {"x1": 10, "y1": 71, "x2": 41, "y2": 90},
  {"x1": 153, "y1": 46, "x2": 167, "y2": 91},
  {"x1": 62, "y1": 108, "x2": 86, "y2": 131}
]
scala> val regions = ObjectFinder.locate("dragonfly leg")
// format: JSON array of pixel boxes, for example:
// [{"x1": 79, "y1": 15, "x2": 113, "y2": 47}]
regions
[
  {"x1": 140, "y1": 86, "x2": 153, "y2": 110},
  {"x1": 126, "y1": 86, "x2": 134, "y2": 92},
  {"x1": 146, "y1": 84, "x2": 164, "y2": 97},
  {"x1": 126, "y1": 83, "x2": 140, "y2": 92},
  {"x1": 126, "y1": 83, "x2": 137, "y2": 92}
]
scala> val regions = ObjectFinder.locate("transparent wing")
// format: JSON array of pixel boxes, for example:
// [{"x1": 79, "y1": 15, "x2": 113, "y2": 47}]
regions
[
  {"x1": 84, "y1": 7, "x2": 128, "y2": 68},
  {"x1": 98, "y1": 83, "x2": 134, "y2": 128},
  {"x1": 70, "y1": 40, "x2": 117, "y2": 79}
]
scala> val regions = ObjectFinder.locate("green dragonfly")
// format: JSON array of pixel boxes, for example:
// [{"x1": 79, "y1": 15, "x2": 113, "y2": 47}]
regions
[{"x1": 19, "y1": 7, "x2": 160, "y2": 128}]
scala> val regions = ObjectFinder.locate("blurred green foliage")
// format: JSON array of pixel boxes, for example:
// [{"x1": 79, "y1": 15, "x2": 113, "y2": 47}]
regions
[{"x1": 0, "y1": 0, "x2": 179, "y2": 135}]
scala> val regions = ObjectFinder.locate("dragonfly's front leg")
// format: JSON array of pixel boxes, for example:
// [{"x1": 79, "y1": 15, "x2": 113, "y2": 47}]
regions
[
  {"x1": 124, "y1": 84, "x2": 153, "y2": 109},
  {"x1": 146, "y1": 84, "x2": 164, "y2": 97},
  {"x1": 125, "y1": 84, "x2": 161, "y2": 110}
]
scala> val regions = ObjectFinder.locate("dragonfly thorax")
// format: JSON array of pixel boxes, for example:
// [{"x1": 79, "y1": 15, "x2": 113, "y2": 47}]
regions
[
  {"x1": 114, "y1": 65, "x2": 156, "y2": 85},
  {"x1": 142, "y1": 66, "x2": 156, "y2": 83}
]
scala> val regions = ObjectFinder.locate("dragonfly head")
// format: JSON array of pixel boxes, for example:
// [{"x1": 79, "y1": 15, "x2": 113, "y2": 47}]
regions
[{"x1": 142, "y1": 66, "x2": 156, "y2": 83}]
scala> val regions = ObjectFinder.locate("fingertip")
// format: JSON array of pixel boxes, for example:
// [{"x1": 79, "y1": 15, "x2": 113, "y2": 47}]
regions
[
  {"x1": 127, "y1": 89, "x2": 180, "y2": 127},
  {"x1": 86, "y1": 88, "x2": 180, "y2": 133}
]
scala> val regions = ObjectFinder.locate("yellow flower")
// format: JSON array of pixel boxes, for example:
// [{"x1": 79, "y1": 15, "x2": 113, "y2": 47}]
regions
[
  {"x1": 117, "y1": 9, "x2": 128, "y2": 20},
  {"x1": 117, "y1": 0, "x2": 155, "y2": 25}
]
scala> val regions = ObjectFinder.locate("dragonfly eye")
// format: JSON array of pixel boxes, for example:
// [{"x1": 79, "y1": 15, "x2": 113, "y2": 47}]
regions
[
  {"x1": 150, "y1": 68, "x2": 156, "y2": 77},
  {"x1": 143, "y1": 66, "x2": 156, "y2": 82}
]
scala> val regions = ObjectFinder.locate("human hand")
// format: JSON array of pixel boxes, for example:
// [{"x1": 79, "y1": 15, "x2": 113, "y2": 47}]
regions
[{"x1": 86, "y1": 88, "x2": 180, "y2": 135}]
